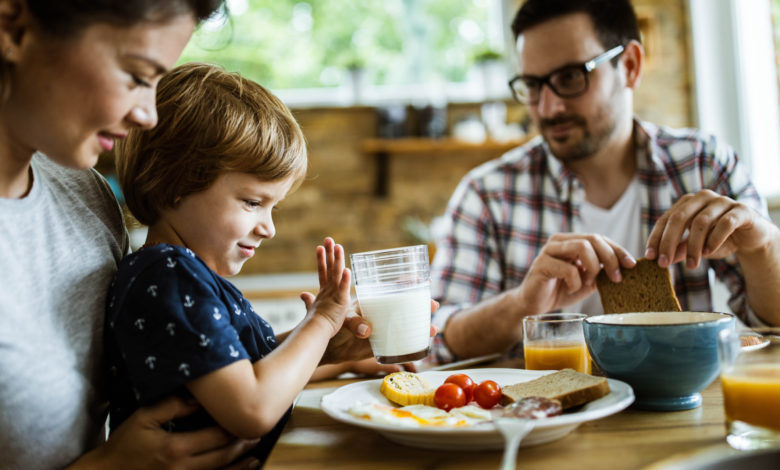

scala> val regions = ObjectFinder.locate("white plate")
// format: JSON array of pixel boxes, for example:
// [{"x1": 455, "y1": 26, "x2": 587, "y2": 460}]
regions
[{"x1": 320, "y1": 368, "x2": 634, "y2": 451}]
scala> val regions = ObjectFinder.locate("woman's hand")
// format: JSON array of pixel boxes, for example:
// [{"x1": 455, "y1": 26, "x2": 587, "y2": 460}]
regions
[
  {"x1": 68, "y1": 396, "x2": 259, "y2": 470},
  {"x1": 298, "y1": 296, "x2": 439, "y2": 365}
]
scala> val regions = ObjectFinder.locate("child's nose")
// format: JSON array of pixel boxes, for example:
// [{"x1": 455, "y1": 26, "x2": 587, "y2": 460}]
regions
[{"x1": 255, "y1": 216, "x2": 275, "y2": 239}]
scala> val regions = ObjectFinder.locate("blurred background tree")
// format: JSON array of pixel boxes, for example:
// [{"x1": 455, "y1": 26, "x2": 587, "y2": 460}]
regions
[{"x1": 179, "y1": 0, "x2": 501, "y2": 93}]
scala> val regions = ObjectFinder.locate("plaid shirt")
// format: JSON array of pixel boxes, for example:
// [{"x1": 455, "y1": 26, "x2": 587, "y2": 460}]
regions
[{"x1": 428, "y1": 118, "x2": 769, "y2": 364}]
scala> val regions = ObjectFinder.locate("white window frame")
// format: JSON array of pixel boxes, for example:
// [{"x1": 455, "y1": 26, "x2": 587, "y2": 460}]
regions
[{"x1": 688, "y1": 0, "x2": 780, "y2": 201}]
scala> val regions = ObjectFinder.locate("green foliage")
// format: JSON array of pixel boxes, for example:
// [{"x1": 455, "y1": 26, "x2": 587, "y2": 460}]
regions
[
  {"x1": 179, "y1": 0, "x2": 498, "y2": 90},
  {"x1": 472, "y1": 47, "x2": 503, "y2": 63}
]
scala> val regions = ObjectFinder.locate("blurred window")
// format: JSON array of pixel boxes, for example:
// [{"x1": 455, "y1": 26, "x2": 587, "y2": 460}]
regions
[
  {"x1": 689, "y1": 0, "x2": 780, "y2": 199},
  {"x1": 180, "y1": 0, "x2": 511, "y2": 107},
  {"x1": 774, "y1": 0, "x2": 780, "y2": 98}
]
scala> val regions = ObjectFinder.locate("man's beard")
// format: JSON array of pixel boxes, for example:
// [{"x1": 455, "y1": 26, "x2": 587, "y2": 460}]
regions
[{"x1": 539, "y1": 88, "x2": 622, "y2": 164}]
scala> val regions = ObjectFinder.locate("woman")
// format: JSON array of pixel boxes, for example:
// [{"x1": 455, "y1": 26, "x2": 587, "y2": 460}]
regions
[
  {"x1": 0, "y1": 1, "x2": 327, "y2": 468},
  {"x1": 0, "y1": 2, "x2": 399, "y2": 467}
]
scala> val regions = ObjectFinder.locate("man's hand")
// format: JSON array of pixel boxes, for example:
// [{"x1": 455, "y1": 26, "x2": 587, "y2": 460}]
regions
[
  {"x1": 298, "y1": 295, "x2": 438, "y2": 365},
  {"x1": 68, "y1": 396, "x2": 259, "y2": 470},
  {"x1": 645, "y1": 190, "x2": 779, "y2": 268},
  {"x1": 518, "y1": 233, "x2": 637, "y2": 315}
]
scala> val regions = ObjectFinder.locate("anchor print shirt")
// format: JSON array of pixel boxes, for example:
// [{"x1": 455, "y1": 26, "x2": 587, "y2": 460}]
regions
[{"x1": 105, "y1": 244, "x2": 287, "y2": 456}]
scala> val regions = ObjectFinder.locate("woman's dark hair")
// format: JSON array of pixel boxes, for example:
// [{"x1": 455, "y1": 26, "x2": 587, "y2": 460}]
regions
[
  {"x1": 26, "y1": 0, "x2": 224, "y2": 37},
  {"x1": 511, "y1": 0, "x2": 640, "y2": 51}
]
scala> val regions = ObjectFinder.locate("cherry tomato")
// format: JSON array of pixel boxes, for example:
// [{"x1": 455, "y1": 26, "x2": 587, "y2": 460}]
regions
[
  {"x1": 444, "y1": 373, "x2": 476, "y2": 403},
  {"x1": 434, "y1": 383, "x2": 467, "y2": 411},
  {"x1": 473, "y1": 380, "x2": 502, "y2": 409}
]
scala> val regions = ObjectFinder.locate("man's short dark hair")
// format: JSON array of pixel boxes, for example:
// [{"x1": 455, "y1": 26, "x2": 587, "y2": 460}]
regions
[{"x1": 511, "y1": 0, "x2": 640, "y2": 51}]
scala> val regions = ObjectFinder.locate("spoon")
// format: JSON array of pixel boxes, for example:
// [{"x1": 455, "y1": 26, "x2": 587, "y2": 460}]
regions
[{"x1": 493, "y1": 417, "x2": 535, "y2": 470}]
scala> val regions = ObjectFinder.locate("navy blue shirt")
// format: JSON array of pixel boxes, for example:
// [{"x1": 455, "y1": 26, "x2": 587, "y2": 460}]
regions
[{"x1": 105, "y1": 244, "x2": 288, "y2": 460}]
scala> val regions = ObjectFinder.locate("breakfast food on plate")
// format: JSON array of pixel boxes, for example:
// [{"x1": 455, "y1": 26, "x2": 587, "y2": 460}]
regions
[
  {"x1": 501, "y1": 369, "x2": 610, "y2": 409},
  {"x1": 434, "y1": 383, "x2": 467, "y2": 411},
  {"x1": 380, "y1": 371, "x2": 436, "y2": 406},
  {"x1": 351, "y1": 370, "x2": 613, "y2": 429},
  {"x1": 347, "y1": 402, "x2": 492, "y2": 428},
  {"x1": 443, "y1": 373, "x2": 476, "y2": 402},
  {"x1": 740, "y1": 334, "x2": 769, "y2": 348},
  {"x1": 596, "y1": 258, "x2": 682, "y2": 313},
  {"x1": 502, "y1": 396, "x2": 563, "y2": 419},
  {"x1": 435, "y1": 374, "x2": 503, "y2": 410},
  {"x1": 471, "y1": 380, "x2": 502, "y2": 409}
]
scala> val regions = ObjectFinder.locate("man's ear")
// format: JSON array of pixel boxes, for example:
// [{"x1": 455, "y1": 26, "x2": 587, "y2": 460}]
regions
[
  {"x1": 621, "y1": 39, "x2": 643, "y2": 90},
  {"x1": 0, "y1": 0, "x2": 27, "y2": 63}
]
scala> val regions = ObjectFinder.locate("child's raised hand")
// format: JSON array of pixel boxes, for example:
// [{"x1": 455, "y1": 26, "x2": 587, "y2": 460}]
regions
[{"x1": 302, "y1": 237, "x2": 351, "y2": 336}]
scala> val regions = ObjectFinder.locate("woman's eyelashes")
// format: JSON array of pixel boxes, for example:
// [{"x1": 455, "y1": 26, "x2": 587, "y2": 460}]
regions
[
  {"x1": 130, "y1": 73, "x2": 154, "y2": 88},
  {"x1": 131, "y1": 75, "x2": 151, "y2": 88}
]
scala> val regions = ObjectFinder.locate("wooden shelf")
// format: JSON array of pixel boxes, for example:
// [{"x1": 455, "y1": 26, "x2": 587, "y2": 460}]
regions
[
  {"x1": 361, "y1": 136, "x2": 533, "y2": 196},
  {"x1": 361, "y1": 137, "x2": 531, "y2": 155}
]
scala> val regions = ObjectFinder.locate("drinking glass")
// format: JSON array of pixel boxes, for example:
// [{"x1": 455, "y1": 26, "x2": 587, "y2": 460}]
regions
[
  {"x1": 523, "y1": 313, "x2": 589, "y2": 373},
  {"x1": 350, "y1": 245, "x2": 431, "y2": 364},
  {"x1": 717, "y1": 327, "x2": 780, "y2": 450}
]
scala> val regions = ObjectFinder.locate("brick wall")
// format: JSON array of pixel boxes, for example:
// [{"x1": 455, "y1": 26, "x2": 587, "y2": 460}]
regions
[{"x1": 248, "y1": 102, "x2": 529, "y2": 274}]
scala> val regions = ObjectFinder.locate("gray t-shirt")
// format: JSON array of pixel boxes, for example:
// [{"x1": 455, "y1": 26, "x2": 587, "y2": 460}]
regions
[{"x1": 0, "y1": 154, "x2": 128, "y2": 469}]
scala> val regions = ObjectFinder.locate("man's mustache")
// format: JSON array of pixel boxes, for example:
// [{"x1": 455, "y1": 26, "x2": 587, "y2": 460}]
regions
[{"x1": 540, "y1": 115, "x2": 586, "y2": 130}]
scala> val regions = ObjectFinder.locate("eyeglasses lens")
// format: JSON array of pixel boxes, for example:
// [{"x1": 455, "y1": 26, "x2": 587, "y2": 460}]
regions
[{"x1": 510, "y1": 67, "x2": 588, "y2": 104}]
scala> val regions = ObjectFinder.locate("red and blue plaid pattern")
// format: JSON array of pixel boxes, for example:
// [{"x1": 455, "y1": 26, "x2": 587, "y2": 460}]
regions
[{"x1": 427, "y1": 119, "x2": 768, "y2": 364}]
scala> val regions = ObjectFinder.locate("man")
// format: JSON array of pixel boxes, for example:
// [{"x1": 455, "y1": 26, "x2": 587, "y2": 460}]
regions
[{"x1": 428, "y1": 0, "x2": 780, "y2": 363}]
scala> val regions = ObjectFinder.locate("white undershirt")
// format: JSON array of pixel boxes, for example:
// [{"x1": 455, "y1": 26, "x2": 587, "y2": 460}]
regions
[{"x1": 565, "y1": 178, "x2": 644, "y2": 315}]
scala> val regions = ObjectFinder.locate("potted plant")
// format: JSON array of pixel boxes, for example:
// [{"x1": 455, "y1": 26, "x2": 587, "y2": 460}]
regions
[{"x1": 472, "y1": 47, "x2": 506, "y2": 101}]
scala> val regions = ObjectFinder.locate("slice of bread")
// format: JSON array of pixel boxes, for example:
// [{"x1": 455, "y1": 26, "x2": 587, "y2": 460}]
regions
[
  {"x1": 501, "y1": 369, "x2": 610, "y2": 409},
  {"x1": 596, "y1": 258, "x2": 682, "y2": 314},
  {"x1": 380, "y1": 372, "x2": 436, "y2": 406}
]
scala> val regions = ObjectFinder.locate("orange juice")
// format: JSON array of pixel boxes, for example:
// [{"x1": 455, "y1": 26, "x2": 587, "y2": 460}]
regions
[
  {"x1": 721, "y1": 364, "x2": 780, "y2": 431},
  {"x1": 524, "y1": 340, "x2": 589, "y2": 373}
]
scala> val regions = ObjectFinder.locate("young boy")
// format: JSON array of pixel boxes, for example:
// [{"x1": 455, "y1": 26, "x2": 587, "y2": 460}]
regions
[{"x1": 106, "y1": 62, "x2": 357, "y2": 461}]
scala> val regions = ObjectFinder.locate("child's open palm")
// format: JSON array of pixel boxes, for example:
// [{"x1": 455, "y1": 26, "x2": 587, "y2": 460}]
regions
[{"x1": 307, "y1": 238, "x2": 351, "y2": 336}]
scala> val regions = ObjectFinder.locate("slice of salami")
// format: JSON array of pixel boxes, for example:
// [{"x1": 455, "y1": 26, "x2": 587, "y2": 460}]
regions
[{"x1": 502, "y1": 396, "x2": 563, "y2": 419}]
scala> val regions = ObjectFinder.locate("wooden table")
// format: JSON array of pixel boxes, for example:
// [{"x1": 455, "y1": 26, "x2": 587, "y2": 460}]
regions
[{"x1": 265, "y1": 368, "x2": 736, "y2": 470}]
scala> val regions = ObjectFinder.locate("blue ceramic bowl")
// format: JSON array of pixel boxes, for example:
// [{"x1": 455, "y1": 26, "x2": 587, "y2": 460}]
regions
[{"x1": 583, "y1": 311, "x2": 735, "y2": 411}]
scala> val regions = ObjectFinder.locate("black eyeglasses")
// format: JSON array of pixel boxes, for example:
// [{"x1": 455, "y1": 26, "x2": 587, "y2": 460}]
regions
[{"x1": 508, "y1": 45, "x2": 625, "y2": 104}]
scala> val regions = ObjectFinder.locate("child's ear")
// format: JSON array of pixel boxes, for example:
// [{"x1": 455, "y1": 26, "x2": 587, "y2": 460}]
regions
[{"x1": 0, "y1": 0, "x2": 27, "y2": 63}]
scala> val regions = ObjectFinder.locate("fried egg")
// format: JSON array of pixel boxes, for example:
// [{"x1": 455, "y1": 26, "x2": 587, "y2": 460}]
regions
[{"x1": 347, "y1": 402, "x2": 493, "y2": 428}]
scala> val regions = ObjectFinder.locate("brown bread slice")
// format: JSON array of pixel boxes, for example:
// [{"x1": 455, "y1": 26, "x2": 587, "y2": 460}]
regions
[
  {"x1": 596, "y1": 258, "x2": 682, "y2": 314},
  {"x1": 501, "y1": 369, "x2": 610, "y2": 409}
]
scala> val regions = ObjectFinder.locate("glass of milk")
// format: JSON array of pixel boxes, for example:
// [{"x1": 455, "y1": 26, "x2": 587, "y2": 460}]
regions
[{"x1": 350, "y1": 245, "x2": 431, "y2": 364}]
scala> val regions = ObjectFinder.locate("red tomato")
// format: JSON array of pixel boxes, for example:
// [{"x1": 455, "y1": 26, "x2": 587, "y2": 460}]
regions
[
  {"x1": 473, "y1": 380, "x2": 502, "y2": 409},
  {"x1": 444, "y1": 373, "x2": 476, "y2": 402},
  {"x1": 434, "y1": 383, "x2": 467, "y2": 411}
]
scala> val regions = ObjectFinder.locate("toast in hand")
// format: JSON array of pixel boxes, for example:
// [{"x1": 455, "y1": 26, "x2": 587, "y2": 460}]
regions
[
  {"x1": 501, "y1": 369, "x2": 610, "y2": 409},
  {"x1": 596, "y1": 258, "x2": 682, "y2": 314}
]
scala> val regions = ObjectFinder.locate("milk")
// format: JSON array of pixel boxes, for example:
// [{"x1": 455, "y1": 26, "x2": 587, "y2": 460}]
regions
[{"x1": 356, "y1": 284, "x2": 431, "y2": 361}]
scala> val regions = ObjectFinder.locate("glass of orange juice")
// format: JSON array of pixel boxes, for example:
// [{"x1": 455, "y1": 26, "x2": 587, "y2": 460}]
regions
[
  {"x1": 717, "y1": 327, "x2": 780, "y2": 450},
  {"x1": 523, "y1": 313, "x2": 589, "y2": 373}
]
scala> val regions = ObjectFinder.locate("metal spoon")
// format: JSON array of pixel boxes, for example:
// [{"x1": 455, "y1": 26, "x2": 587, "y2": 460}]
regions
[{"x1": 493, "y1": 417, "x2": 535, "y2": 470}]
